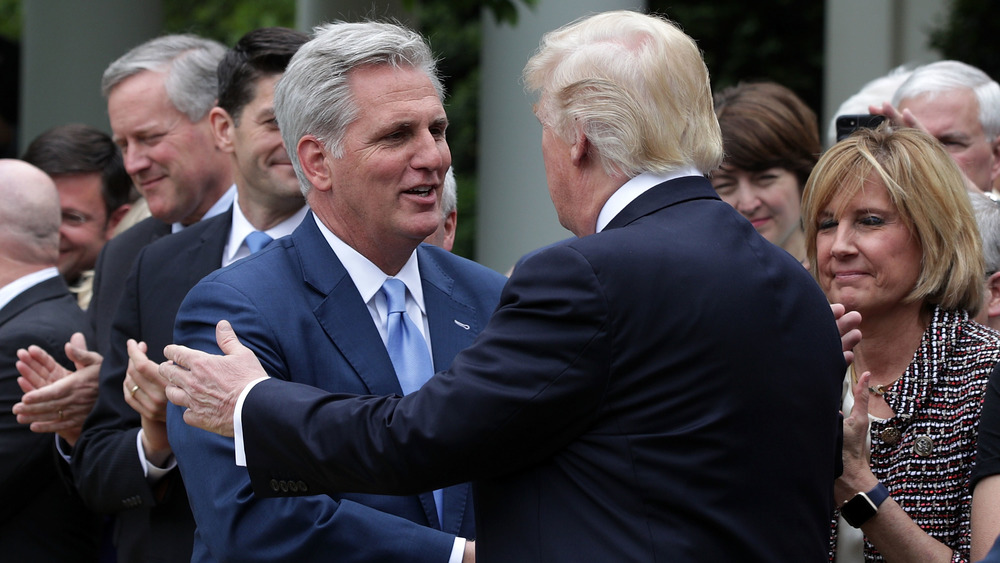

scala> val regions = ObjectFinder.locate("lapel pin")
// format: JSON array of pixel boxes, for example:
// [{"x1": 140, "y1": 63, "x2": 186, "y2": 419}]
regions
[{"x1": 454, "y1": 320, "x2": 470, "y2": 330}]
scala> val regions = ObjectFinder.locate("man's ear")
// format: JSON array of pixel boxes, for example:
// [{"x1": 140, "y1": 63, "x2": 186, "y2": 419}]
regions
[
  {"x1": 209, "y1": 107, "x2": 236, "y2": 154},
  {"x1": 570, "y1": 126, "x2": 590, "y2": 168},
  {"x1": 104, "y1": 203, "x2": 132, "y2": 240},
  {"x1": 987, "y1": 271, "x2": 1000, "y2": 319},
  {"x1": 297, "y1": 135, "x2": 332, "y2": 192}
]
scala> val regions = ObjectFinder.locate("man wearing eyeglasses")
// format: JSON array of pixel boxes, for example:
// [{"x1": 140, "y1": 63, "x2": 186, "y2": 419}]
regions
[{"x1": 22, "y1": 124, "x2": 138, "y2": 310}]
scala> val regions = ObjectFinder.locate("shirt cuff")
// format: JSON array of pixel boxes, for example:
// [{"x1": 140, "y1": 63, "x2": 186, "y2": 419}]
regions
[
  {"x1": 136, "y1": 429, "x2": 176, "y2": 482},
  {"x1": 449, "y1": 537, "x2": 467, "y2": 563},
  {"x1": 55, "y1": 434, "x2": 72, "y2": 463},
  {"x1": 234, "y1": 376, "x2": 270, "y2": 467}
]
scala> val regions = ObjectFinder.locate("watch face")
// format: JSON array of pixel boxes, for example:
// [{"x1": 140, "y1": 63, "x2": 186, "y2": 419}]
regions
[{"x1": 841, "y1": 493, "x2": 878, "y2": 528}]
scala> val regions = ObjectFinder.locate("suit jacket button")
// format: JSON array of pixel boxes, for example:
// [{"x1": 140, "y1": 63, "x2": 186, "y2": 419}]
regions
[
  {"x1": 270, "y1": 479, "x2": 280, "y2": 492},
  {"x1": 297, "y1": 481, "x2": 308, "y2": 493},
  {"x1": 279, "y1": 480, "x2": 289, "y2": 492},
  {"x1": 880, "y1": 427, "x2": 901, "y2": 445},
  {"x1": 288, "y1": 481, "x2": 299, "y2": 493}
]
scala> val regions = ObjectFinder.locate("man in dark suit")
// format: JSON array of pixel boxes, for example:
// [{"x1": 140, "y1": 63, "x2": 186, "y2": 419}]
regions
[
  {"x1": 64, "y1": 29, "x2": 308, "y2": 562},
  {"x1": 0, "y1": 160, "x2": 99, "y2": 561},
  {"x1": 167, "y1": 22, "x2": 505, "y2": 562},
  {"x1": 87, "y1": 34, "x2": 234, "y2": 356},
  {"x1": 164, "y1": 12, "x2": 847, "y2": 562}
]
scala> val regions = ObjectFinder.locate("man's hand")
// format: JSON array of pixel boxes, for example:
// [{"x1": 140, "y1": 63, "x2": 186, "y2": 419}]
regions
[
  {"x1": 124, "y1": 339, "x2": 173, "y2": 466},
  {"x1": 869, "y1": 102, "x2": 981, "y2": 192},
  {"x1": 831, "y1": 303, "x2": 862, "y2": 365},
  {"x1": 161, "y1": 320, "x2": 267, "y2": 437},
  {"x1": 13, "y1": 332, "x2": 101, "y2": 446}
]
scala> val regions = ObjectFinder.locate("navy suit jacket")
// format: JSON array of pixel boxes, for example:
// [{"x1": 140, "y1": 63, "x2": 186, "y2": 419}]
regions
[
  {"x1": 239, "y1": 177, "x2": 847, "y2": 562},
  {"x1": 87, "y1": 216, "x2": 171, "y2": 357},
  {"x1": 72, "y1": 211, "x2": 230, "y2": 563},
  {"x1": 167, "y1": 213, "x2": 506, "y2": 562},
  {"x1": 0, "y1": 276, "x2": 99, "y2": 561}
]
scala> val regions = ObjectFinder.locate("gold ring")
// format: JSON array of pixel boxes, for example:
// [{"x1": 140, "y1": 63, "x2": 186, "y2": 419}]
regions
[{"x1": 130, "y1": 384, "x2": 140, "y2": 396}]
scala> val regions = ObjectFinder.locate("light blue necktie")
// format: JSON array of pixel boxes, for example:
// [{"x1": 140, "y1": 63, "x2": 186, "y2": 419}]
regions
[
  {"x1": 381, "y1": 277, "x2": 443, "y2": 526},
  {"x1": 244, "y1": 231, "x2": 273, "y2": 254},
  {"x1": 382, "y1": 278, "x2": 434, "y2": 395}
]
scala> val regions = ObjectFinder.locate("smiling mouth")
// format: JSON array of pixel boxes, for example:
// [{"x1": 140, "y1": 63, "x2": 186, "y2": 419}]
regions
[{"x1": 405, "y1": 187, "x2": 434, "y2": 197}]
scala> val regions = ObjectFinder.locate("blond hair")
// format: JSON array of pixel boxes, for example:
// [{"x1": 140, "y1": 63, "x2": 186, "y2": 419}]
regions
[
  {"x1": 802, "y1": 125, "x2": 984, "y2": 313},
  {"x1": 522, "y1": 10, "x2": 723, "y2": 177}
]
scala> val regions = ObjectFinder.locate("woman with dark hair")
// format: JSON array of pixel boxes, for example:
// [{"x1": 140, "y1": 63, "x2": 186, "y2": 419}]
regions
[{"x1": 711, "y1": 81, "x2": 820, "y2": 266}]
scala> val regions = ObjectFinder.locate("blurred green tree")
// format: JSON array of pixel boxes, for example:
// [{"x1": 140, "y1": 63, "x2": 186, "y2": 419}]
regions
[{"x1": 930, "y1": 0, "x2": 1000, "y2": 80}]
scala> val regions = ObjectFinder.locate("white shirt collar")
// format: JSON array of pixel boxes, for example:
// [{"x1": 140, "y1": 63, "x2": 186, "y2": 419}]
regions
[
  {"x1": 0, "y1": 267, "x2": 60, "y2": 312},
  {"x1": 312, "y1": 214, "x2": 426, "y2": 315},
  {"x1": 171, "y1": 184, "x2": 237, "y2": 234},
  {"x1": 222, "y1": 193, "x2": 308, "y2": 267},
  {"x1": 595, "y1": 167, "x2": 703, "y2": 233}
]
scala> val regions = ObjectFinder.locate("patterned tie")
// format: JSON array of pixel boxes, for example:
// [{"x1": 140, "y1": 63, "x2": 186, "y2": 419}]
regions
[
  {"x1": 381, "y1": 277, "x2": 443, "y2": 526},
  {"x1": 244, "y1": 231, "x2": 273, "y2": 254}
]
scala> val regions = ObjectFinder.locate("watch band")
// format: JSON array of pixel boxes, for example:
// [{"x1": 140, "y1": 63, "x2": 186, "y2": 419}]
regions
[
  {"x1": 841, "y1": 482, "x2": 890, "y2": 528},
  {"x1": 865, "y1": 482, "x2": 890, "y2": 508}
]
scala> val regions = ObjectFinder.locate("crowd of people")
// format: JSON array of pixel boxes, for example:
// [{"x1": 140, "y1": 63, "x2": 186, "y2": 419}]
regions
[{"x1": 4, "y1": 8, "x2": 1000, "y2": 563}]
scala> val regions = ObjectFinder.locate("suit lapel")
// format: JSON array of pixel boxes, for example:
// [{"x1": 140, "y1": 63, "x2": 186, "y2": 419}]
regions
[
  {"x1": 182, "y1": 211, "x2": 232, "y2": 284},
  {"x1": 296, "y1": 215, "x2": 403, "y2": 397},
  {"x1": 415, "y1": 246, "x2": 477, "y2": 532},
  {"x1": 418, "y1": 246, "x2": 481, "y2": 372}
]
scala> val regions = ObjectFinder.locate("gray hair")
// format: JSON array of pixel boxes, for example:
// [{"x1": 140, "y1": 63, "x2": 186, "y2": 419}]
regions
[
  {"x1": 102, "y1": 34, "x2": 227, "y2": 122},
  {"x1": 971, "y1": 192, "x2": 1000, "y2": 275},
  {"x1": 893, "y1": 60, "x2": 1000, "y2": 141},
  {"x1": 826, "y1": 66, "x2": 912, "y2": 147},
  {"x1": 274, "y1": 21, "x2": 443, "y2": 195},
  {"x1": 441, "y1": 167, "x2": 457, "y2": 217}
]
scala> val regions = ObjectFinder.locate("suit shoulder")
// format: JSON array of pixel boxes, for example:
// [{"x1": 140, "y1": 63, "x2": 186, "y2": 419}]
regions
[
  {"x1": 141, "y1": 212, "x2": 230, "y2": 259},
  {"x1": 420, "y1": 245, "x2": 506, "y2": 286}
]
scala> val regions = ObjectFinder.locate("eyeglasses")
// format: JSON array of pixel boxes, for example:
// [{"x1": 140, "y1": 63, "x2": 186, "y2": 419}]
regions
[{"x1": 61, "y1": 211, "x2": 93, "y2": 226}]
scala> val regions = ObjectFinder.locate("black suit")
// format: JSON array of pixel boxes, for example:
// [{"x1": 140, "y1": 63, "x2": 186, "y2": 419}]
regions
[
  {"x1": 73, "y1": 212, "x2": 230, "y2": 562},
  {"x1": 240, "y1": 177, "x2": 847, "y2": 562},
  {"x1": 87, "y1": 216, "x2": 171, "y2": 357},
  {"x1": 0, "y1": 276, "x2": 99, "y2": 561}
]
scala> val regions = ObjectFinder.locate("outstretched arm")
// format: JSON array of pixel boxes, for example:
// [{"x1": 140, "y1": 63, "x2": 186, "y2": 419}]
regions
[{"x1": 162, "y1": 320, "x2": 266, "y2": 437}]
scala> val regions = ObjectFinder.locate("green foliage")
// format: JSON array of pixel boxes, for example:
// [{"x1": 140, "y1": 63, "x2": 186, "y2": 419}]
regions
[
  {"x1": 930, "y1": 0, "x2": 1000, "y2": 80},
  {"x1": 163, "y1": 0, "x2": 296, "y2": 45},
  {"x1": 648, "y1": 0, "x2": 824, "y2": 122},
  {"x1": 0, "y1": 0, "x2": 20, "y2": 39}
]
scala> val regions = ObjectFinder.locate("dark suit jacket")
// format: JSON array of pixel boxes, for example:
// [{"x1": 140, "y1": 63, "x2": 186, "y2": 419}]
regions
[
  {"x1": 0, "y1": 276, "x2": 99, "y2": 561},
  {"x1": 87, "y1": 216, "x2": 171, "y2": 357},
  {"x1": 240, "y1": 177, "x2": 847, "y2": 562},
  {"x1": 167, "y1": 213, "x2": 506, "y2": 562},
  {"x1": 72, "y1": 211, "x2": 230, "y2": 563}
]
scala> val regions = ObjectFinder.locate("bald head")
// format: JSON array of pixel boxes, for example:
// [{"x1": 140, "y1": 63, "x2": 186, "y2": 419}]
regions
[{"x1": 0, "y1": 159, "x2": 61, "y2": 268}]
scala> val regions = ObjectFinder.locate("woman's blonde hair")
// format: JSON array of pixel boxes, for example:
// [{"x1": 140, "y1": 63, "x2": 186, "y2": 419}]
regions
[{"x1": 802, "y1": 125, "x2": 984, "y2": 314}]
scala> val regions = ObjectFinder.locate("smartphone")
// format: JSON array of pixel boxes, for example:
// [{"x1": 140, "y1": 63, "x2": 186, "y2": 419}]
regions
[{"x1": 835, "y1": 114, "x2": 886, "y2": 142}]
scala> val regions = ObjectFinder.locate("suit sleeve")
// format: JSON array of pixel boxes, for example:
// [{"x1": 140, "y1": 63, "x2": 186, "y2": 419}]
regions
[
  {"x1": 168, "y1": 279, "x2": 457, "y2": 563},
  {"x1": 72, "y1": 248, "x2": 180, "y2": 514},
  {"x1": 242, "y1": 245, "x2": 612, "y2": 496},
  {"x1": 0, "y1": 317, "x2": 77, "y2": 523}
]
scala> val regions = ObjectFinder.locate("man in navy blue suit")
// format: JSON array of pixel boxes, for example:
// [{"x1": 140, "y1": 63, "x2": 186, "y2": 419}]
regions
[
  {"x1": 166, "y1": 22, "x2": 505, "y2": 563},
  {"x1": 164, "y1": 12, "x2": 847, "y2": 562}
]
